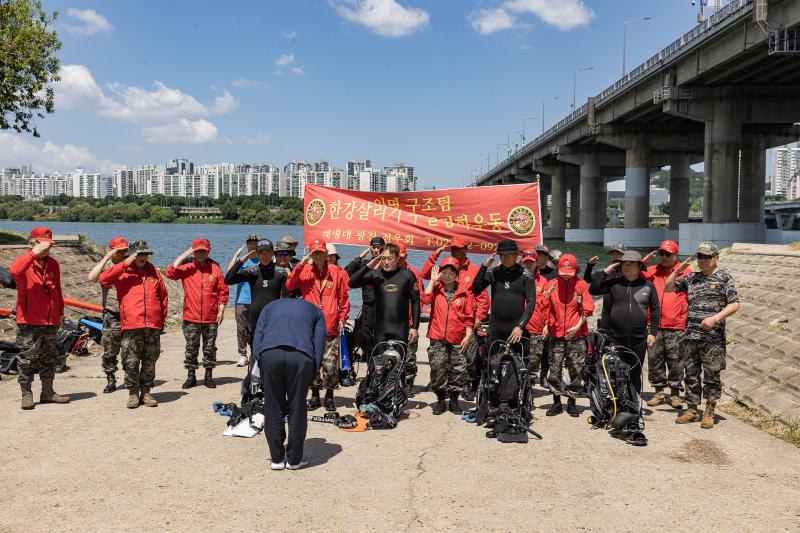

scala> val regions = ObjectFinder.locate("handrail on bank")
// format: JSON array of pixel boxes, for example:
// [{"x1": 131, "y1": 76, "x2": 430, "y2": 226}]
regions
[{"x1": 476, "y1": 0, "x2": 754, "y2": 185}]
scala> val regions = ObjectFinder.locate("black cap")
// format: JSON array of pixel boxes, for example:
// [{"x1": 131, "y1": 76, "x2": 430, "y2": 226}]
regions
[
  {"x1": 497, "y1": 239, "x2": 519, "y2": 253},
  {"x1": 370, "y1": 236, "x2": 386, "y2": 247},
  {"x1": 256, "y1": 239, "x2": 274, "y2": 251}
]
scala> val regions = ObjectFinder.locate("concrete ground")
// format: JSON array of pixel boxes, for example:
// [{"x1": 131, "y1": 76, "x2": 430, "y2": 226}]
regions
[{"x1": 1, "y1": 320, "x2": 799, "y2": 532}]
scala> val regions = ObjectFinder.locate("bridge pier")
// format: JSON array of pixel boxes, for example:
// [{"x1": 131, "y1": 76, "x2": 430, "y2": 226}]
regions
[
  {"x1": 550, "y1": 165, "x2": 567, "y2": 236},
  {"x1": 704, "y1": 98, "x2": 741, "y2": 223},
  {"x1": 568, "y1": 175, "x2": 580, "y2": 228},
  {"x1": 669, "y1": 154, "x2": 691, "y2": 230},
  {"x1": 625, "y1": 141, "x2": 650, "y2": 229},
  {"x1": 739, "y1": 142, "x2": 766, "y2": 224}
]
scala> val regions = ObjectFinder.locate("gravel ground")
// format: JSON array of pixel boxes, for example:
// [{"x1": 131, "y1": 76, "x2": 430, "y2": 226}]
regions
[{"x1": 1, "y1": 321, "x2": 799, "y2": 532}]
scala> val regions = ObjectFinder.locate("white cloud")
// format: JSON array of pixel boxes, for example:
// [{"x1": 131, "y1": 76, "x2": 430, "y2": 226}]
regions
[
  {"x1": 53, "y1": 65, "x2": 237, "y2": 122},
  {"x1": 143, "y1": 118, "x2": 219, "y2": 144},
  {"x1": 282, "y1": 30, "x2": 298, "y2": 40},
  {"x1": 330, "y1": 0, "x2": 429, "y2": 38},
  {"x1": 470, "y1": 8, "x2": 516, "y2": 35},
  {"x1": 0, "y1": 132, "x2": 121, "y2": 174},
  {"x1": 241, "y1": 134, "x2": 272, "y2": 145},
  {"x1": 505, "y1": 0, "x2": 593, "y2": 31},
  {"x1": 289, "y1": 66, "x2": 305, "y2": 76},
  {"x1": 64, "y1": 8, "x2": 114, "y2": 36},
  {"x1": 275, "y1": 53, "x2": 296, "y2": 67},
  {"x1": 232, "y1": 78, "x2": 271, "y2": 88}
]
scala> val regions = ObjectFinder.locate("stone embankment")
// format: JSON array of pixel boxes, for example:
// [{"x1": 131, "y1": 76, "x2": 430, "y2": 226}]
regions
[
  {"x1": 720, "y1": 243, "x2": 800, "y2": 426},
  {"x1": 0, "y1": 235, "x2": 185, "y2": 342}
]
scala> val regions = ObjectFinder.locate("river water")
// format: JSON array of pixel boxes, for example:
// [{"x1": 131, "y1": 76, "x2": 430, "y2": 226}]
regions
[{"x1": 0, "y1": 221, "x2": 607, "y2": 307}]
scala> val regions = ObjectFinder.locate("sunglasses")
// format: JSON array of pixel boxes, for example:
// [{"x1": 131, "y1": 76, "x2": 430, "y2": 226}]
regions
[
  {"x1": 696, "y1": 254, "x2": 715, "y2": 260},
  {"x1": 658, "y1": 251, "x2": 674, "y2": 257},
  {"x1": 275, "y1": 251, "x2": 290, "y2": 257}
]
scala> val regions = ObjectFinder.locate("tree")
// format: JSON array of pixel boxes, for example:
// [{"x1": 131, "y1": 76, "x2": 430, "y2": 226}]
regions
[{"x1": 0, "y1": 0, "x2": 61, "y2": 137}]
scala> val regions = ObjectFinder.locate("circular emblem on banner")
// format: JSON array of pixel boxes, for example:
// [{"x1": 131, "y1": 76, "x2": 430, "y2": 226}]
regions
[
  {"x1": 507, "y1": 205, "x2": 536, "y2": 237},
  {"x1": 305, "y1": 199, "x2": 326, "y2": 226}
]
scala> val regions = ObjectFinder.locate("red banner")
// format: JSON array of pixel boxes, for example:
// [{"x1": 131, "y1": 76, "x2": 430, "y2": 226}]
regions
[{"x1": 303, "y1": 183, "x2": 542, "y2": 254}]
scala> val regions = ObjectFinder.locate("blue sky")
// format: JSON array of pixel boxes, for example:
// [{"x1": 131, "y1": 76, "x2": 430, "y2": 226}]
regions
[{"x1": 2, "y1": 0, "x2": 725, "y2": 188}]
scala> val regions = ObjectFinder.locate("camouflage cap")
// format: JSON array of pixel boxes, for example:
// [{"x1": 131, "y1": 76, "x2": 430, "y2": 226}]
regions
[
  {"x1": 696, "y1": 241, "x2": 719, "y2": 256},
  {"x1": 129, "y1": 240, "x2": 152, "y2": 255},
  {"x1": 246, "y1": 233, "x2": 260, "y2": 242},
  {"x1": 279, "y1": 234, "x2": 299, "y2": 246},
  {"x1": 607, "y1": 242, "x2": 626, "y2": 254},
  {"x1": 274, "y1": 241, "x2": 296, "y2": 254}
]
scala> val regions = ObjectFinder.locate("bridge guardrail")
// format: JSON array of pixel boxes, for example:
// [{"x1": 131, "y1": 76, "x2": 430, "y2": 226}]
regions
[{"x1": 477, "y1": 0, "x2": 753, "y2": 185}]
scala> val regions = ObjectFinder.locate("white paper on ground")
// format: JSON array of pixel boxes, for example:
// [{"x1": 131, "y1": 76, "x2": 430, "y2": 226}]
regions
[{"x1": 222, "y1": 413, "x2": 265, "y2": 438}]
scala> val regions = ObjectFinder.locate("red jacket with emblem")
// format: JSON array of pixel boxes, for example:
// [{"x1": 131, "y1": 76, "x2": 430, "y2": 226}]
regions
[
  {"x1": 421, "y1": 251, "x2": 490, "y2": 322},
  {"x1": 165, "y1": 260, "x2": 229, "y2": 323},
  {"x1": 525, "y1": 270, "x2": 550, "y2": 335},
  {"x1": 644, "y1": 263, "x2": 690, "y2": 330},
  {"x1": 9, "y1": 251, "x2": 64, "y2": 326},
  {"x1": 420, "y1": 281, "x2": 476, "y2": 345},
  {"x1": 286, "y1": 263, "x2": 350, "y2": 336},
  {"x1": 99, "y1": 261, "x2": 169, "y2": 331},
  {"x1": 546, "y1": 277, "x2": 594, "y2": 339}
]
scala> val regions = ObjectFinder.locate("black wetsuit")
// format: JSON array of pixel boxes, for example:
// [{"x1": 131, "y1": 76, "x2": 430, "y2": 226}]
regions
[
  {"x1": 345, "y1": 256, "x2": 378, "y2": 357},
  {"x1": 589, "y1": 272, "x2": 660, "y2": 392},
  {"x1": 585, "y1": 262, "x2": 620, "y2": 330},
  {"x1": 225, "y1": 261, "x2": 289, "y2": 344},
  {"x1": 472, "y1": 263, "x2": 536, "y2": 346},
  {"x1": 349, "y1": 265, "x2": 420, "y2": 345}
]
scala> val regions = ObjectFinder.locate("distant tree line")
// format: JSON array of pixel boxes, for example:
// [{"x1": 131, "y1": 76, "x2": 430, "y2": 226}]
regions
[{"x1": 0, "y1": 194, "x2": 304, "y2": 225}]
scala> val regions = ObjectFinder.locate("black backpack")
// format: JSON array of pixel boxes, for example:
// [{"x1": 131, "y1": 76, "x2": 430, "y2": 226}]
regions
[{"x1": 355, "y1": 341, "x2": 408, "y2": 423}]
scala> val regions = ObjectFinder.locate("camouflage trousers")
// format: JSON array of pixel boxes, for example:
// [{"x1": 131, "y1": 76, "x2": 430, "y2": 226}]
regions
[
  {"x1": 101, "y1": 311, "x2": 123, "y2": 375},
  {"x1": 313, "y1": 335, "x2": 339, "y2": 390},
  {"x1": 404, "y1": 337, "x2": 419, "y2": 380},
  {"x1": 428, "y1": 340, "x2": 468, "y2": 393},
  {"x1": 16, "y1": 324, "x2": 59, "y2": 385},
  {"x1": 547, "y1": 337, "x2": 587, "y2": 396},
  {"x1": 683, "y1": 339, "x2": 726, "y2": 406},
  {"x1": 234, "y1": 304, "x2": 250, "y2": 358},
  {"x1": 121, "y1": 328, "x2": 161, "y2": 389},
  {"x1": 182, "y1": 321, "x2": 218, "y2": 370},
  {"x1": 648, "y1": 328, "x2": 685, "y2": 391},
  {"x1": 526, "y1": 334, "x2": 545, "y2": 376}
]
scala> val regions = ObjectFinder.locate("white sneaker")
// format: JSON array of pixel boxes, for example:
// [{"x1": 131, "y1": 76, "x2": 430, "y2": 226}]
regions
[
  {"x1": 286, "y1": 459, "x2": 309, "y2": 470},
  {"x1": 270, "y1": 461, "x2": 285, "y2": 471},
  {"x1": 236, "y1": 355, "x2": 248, "y2": 367}
]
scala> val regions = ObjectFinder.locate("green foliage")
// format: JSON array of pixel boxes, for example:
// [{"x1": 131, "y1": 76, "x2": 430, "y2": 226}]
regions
[{"x1": 0, "y1": 0, "x2": 62, "y2": 137}]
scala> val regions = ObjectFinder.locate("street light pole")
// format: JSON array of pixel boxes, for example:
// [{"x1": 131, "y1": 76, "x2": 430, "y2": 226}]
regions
[
  {"x1": 623, "y1": 17, "x2": 652, "y2": 77},
  {"x1": 572, "y1": 67, "x2": 594, "y2": 111},
  {"x1": 541, "y1": 97, "x2": 560, "y2": 134},
  {"x1": 522, "y1": 117, "x2": 536, "y2": 144}
]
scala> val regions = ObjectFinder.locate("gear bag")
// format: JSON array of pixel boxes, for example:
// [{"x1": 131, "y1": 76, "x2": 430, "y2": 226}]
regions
[{"x1": 355, "y1": 340, "x2": 408, "y2": 421}]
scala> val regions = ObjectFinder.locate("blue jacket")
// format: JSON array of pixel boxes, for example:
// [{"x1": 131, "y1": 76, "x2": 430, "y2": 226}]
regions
[
  {"x1": 234, "y1": 258, "x2": 259, "y2": 305},
  {"x1": 253, "y1": 298, "x2": 328, "y2": 370}
]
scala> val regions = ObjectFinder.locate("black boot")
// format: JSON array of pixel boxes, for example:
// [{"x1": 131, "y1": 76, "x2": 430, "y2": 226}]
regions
[
  {"x1": 102, "y1": 374, "x2": 116, "y2": 394},
  {"x1": 567, "y1": 398, "x2": 579, "y2": 417},
  {"x1": 546, "y1": 395, "x2": 563, "y2": 416},
  {"x1": 432, "y1": 391, "x2": 446, "y2": 415},
  {"x1": 448, "y1": 391, "x2": 462, "y2": 414},
  {"x1": 323, "y1": 390, "x2": 336, "y2": 412},
  {"x1": 204, "y1": 368, "x2": 216, "y2": 389},
  {"x1": 307, "y1": 388, "x2": 321, "y2": 410},
  {"x1": 182, "y1": 369, "x2": 196, "y2": 389}
]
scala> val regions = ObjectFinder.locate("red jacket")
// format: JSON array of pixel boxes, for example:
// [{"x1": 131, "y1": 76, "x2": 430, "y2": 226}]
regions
[
  {"x1": 420, "y1": 281, "x2": 475, "y2": 344},
  {"x1": 546, "y1": 277, "x2": 594, "y2": 339},
  {"x1": 99, "y1": 262, "x2": 169, "y2": 331},
  {"x1": 525, "y1": 270, "x2": 550, "y2": 335},
  {"x1": 286, "y1": 263, "x2": 350, "y2": 336},
  {"x1": 165, "y1": 260, "x2": 229, "y2": 323},
  {"x1": 644, "y1": 264, "x2": 690, "y2": 330},
  {"x1": 421, "y1": 251, "x2": 490, "y2": 322},
  {"x1": 9, "y1": 251, "x2": 64, "y2": 326}
]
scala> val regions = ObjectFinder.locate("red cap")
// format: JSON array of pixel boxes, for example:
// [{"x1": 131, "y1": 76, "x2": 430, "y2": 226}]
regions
[
  {"x1": 29, "y1": 227, "x2": 53, "y2": 243},
  {"x1": 658, "y1": 240, "x2": 678, "y2": 254},
  {"x1": 397, "y1": 243, "x2": 408, "y2": 258},
  {"x1": 558, "y1": 254, "x2": 578, "y2": 277},
  {"x1": 192, "y1": 238, "x2": 210, "y2": 252},
  {"x1": 520, "y1": 248, "x2": 538, "y2": 263},
  {"x1": 440, "y1": 257, "x2": 460, "y2": 271},
  {"x1": 109, "y1": 237, "x2": 128, "y2": 250},
  {"x1": 309, "y1": 238, "x2": 327, "y2": 253},
  {"x1": 450, "y1": 237, "x2": 468, "y2": 249}
]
